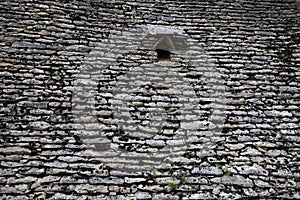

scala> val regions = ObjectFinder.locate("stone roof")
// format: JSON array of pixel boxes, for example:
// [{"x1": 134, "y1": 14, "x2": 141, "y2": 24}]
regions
[{"x1": 0, "y1": 0, "x2": 299, "y2": 199}]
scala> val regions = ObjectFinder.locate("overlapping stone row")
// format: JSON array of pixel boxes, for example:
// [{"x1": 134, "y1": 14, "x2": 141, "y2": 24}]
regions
[{"x1": 0, "y1": 0, "x2": 299, "y2": 199}]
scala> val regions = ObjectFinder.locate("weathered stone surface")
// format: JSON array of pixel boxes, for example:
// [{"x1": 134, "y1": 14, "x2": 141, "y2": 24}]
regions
[
  {"x1": 0, "y1": 0, "x2": 299, "y2": 199},
  {"x1": 136, "y1": 192, "x2": 151, "y2": 199},
  {"x1": 125, "y1": 177, "x2": 146, "y2": 184},
  {"x1": 153, "y1": 194, "x2": 180, "y2": 200},
  {"x1": 89, "y1": 177, "x2": 124, "y2": 185},
  {"x1": 211, "y1": 175, "x2": 254, "y2": 187},
  {"x1": 199, "y1": 166, "x2": 223, "y2": 176},
  {"x1": 235, "y1": 164, "x2": 269, "y2": 176},
  {"x1": 0, "y1": 147, "x2": 31, "y2": 154},
  {"x1": 28, "y1": 121, "x2": 51, "y2": 130}
]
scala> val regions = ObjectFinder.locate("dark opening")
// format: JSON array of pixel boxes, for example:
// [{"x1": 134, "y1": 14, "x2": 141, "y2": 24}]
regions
[{"x1": 156, "y1": 49, "x2": 171, "y2": 61}]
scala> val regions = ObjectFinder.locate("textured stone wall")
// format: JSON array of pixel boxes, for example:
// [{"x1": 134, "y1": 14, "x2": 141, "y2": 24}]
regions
[{"x1": 0, "y1": 0, "x2": 299, "y2": 199}]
